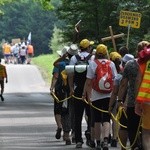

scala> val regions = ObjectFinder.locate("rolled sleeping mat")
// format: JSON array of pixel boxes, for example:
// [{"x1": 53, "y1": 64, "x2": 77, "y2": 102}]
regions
[{"x1": 65, "y1": 65, "x2": 89, "y2": 73}]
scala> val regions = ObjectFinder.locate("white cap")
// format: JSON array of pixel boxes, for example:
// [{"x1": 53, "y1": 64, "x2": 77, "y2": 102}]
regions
[{"x1": 122, "y1": 54, "x2": 134, "y2": 63}]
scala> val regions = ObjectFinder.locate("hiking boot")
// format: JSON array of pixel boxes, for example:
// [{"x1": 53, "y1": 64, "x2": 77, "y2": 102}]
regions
[
  {"x1": 76, "y1": 142, "x2": 83, "y2": 148},
  {"x1": 0, "y1": 95, "x2": 4, "y2": 102},
  {"x1": 55, "y1": 128, "x2": 62, "y2": 139},
  {"x1": 111, "y1": 139, "x2": 117, "y2": 147}
]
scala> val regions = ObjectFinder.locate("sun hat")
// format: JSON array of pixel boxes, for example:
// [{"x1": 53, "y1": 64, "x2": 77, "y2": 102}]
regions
[
  {"x1": 122, "y1": 54, "x2": 134, "y2": 63},
  {"x1": 67, "y1": 44, "x2": 79, "y2": 55},
  {"x1": 96, "y1": 44, "x2": 107, "y2": 55},
  {"x1": 80, "y1": 39, "x2": 94, "y2": 49},
  {"x1": 57, "y1": 46, "x2": 70, "y2": 56},
  {"x1": 110, "y1": 52, "x2": 122, "y2": 61}
]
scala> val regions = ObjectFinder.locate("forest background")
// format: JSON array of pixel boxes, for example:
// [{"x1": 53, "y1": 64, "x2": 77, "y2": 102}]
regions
[{"x1": 0, "y1": 0, "x2": 149, "y2": 82}]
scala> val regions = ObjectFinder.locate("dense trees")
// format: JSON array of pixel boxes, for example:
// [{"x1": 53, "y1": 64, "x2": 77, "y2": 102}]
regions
[
  {"x1": 0, "y1": 0, "x2": 57, "y2": 55},
  {"x1": 56, "y1": 0, "x2": 150, "y2": 54}
]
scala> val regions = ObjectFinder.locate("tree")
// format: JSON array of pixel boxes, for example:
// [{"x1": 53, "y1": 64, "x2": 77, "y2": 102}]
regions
[
  {"x1": 56, "y1": 0, "x2": 150, "y2": 54},
  {"x1": 0, "y1": 0, "x2": 58, "y2": 55}
]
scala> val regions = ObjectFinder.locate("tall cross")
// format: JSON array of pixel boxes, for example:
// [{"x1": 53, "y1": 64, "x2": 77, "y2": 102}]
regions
[{"x1": 101, "y1": 26, "x2": 125, "y2": 51}]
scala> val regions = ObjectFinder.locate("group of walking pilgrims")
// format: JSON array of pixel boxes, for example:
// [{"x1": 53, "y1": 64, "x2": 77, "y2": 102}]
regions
[
  {"x1": 2, "y1": 41, "x2": 34, "y2": 64},
  {"x1": 50, "y1": 39, "x2": 150, "y2": 150}
]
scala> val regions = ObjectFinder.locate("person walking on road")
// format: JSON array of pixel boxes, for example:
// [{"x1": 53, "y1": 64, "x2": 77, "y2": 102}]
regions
[
  {"x1": 83, "y1": 44, "x2": 117, "y2": 150},
  {"x1": 135, "y1": 41, "x2": 150, "y2": 150},
  {"x1": 0, "y1": 59, "x2": 8, "y2": 101},
  {"x1": 68, "y1": 39, "x2": 94, "y2": 148},
  {"x1": 118, "y1": 49, "x2": 142, "y2": 150}
]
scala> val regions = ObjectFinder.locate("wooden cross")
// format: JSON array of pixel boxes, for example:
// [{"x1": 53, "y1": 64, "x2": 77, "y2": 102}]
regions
[{"x1": 101, "y1": 26, "x2": 125, "y2": 51}]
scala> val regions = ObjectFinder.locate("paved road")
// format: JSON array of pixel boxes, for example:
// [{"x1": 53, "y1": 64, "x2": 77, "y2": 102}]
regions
[{"x1": 0, "y1": 64, "x2": 122, "y2": 150}]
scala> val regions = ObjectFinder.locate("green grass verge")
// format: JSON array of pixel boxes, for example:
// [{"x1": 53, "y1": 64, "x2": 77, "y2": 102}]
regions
[{"x1": 32, "y1": 53, "x2": 58, "y2": 84}]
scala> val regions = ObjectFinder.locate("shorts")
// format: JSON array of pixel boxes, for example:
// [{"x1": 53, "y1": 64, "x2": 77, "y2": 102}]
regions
[{"x1": 91, "y1": 98, "x2": 111, "y2": 123}]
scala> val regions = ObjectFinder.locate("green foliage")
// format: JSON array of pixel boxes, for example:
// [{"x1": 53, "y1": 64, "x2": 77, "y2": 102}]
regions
[
  {"x1": 56, "y1": 0, "x2": 150, "y2": 54},
  {"x1": 49, "y1": 26, "x2": 70, "y2": 54},
  {"x1": 143, "y1": 30, "x2": 150, "y2": 41},
  {"x1": 32, "y1": 53, "x2": 58, "y2": 83},
  {"x1": 34, "y1": 0, "x2": 54, "y2": 10},
  {"x1": 0, "y1": 0, "x2": 58, "y2": 56}
]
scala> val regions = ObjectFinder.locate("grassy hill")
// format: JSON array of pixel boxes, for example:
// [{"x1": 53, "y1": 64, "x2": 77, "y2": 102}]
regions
[{"x1": 32, "y1": 53, "x2": 58, "y2": 84}]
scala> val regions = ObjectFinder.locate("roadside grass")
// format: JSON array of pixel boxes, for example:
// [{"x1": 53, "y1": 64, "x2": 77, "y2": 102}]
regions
[{"x1": 32, "y1": 53, "x2": 58, "y2": 84}]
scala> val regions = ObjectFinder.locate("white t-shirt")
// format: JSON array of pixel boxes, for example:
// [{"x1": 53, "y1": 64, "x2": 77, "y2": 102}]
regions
[
  {"x1": 87, "y1": 59, "x2": 117, "y2": 101},
  {"x1": 69, "y1": 51, "x2": 94, "y2": 65}
]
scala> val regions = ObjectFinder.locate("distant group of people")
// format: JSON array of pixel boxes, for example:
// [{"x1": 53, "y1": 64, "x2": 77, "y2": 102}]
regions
[
  {"x1": 0, "y1": 40, "x2": 34, "y2": 102},
  {"x1": 50, "y1": 39, "x2": 150, "y2": 150},
  {"x1": 2, "y1": 41, "x2": 34, "y2": 64}
]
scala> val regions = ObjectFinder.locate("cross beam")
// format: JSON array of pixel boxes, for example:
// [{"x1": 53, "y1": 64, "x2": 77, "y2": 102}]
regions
[{"x1": 101, "y1": 26, "x2": 125, "y2": 51}]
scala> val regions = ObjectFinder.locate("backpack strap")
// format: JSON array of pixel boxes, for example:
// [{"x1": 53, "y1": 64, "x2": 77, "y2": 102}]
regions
[
  {"x1": 85, "y1": 54, "x2": 92, "y2": 61},
  {"x1": 75, "y1": 54, "x2": 81, "y2": 61},
  {"x1": 75, "y1": 54, "x2": 92, "y2": 62}
]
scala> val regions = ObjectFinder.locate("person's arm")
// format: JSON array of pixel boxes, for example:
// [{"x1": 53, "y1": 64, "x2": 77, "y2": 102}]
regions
[
  {"x1": 134, "y1": 66, "x2": 143, "y2": 116},
  {"x1": 4, "y1": 66, "x2": 8, "y2": 83},
  {"x1": 108, "y1": 84, "x2": 119, "y2": 113},
  {"x1": 50, "y1": 72, "x2": 58, "y2": 93},
  {"x1": 117, "y1": 77, "x2": 128, "y2": 105},
  {"x1": 82, "y1": 61, "x2": 95, "y2": 103}
]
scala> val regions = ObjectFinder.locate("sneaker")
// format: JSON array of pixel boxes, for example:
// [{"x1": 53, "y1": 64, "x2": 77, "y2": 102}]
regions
[
  {"x1": 55, "y1": 128, "x2": 62, "y2": 139},
  {"x1": 76, "y1": 142, "x2": 82, "y2": 148},
  {"x1": 111, "y1": 139, "x2": 117, "y2": 147},
  {"x1": 0, "y1": 95, "x2": 4, "y2": 101}
]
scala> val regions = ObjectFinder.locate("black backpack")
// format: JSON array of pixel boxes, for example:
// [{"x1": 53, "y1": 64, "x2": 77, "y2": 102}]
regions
[{"x1": 74, "y1": 54, "x2": 92, "y2": 88}]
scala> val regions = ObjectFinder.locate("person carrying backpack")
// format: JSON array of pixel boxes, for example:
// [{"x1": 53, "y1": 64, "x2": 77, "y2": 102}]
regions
[
  {"x1": 53, "y1": 44, "x2": 78, "y2": 145},
  {"x1": 109, "y1": 53, "x2": 135, "y2": 150},
  {"x1": 118, "y1": 44, "x2": 144, "y2": 150},
  {"x1": 83, "y1": 44, "x2": 117, "y2": 150},
  {"x1": 68, "y1": 39, "x2": 94, "y2": 148}
]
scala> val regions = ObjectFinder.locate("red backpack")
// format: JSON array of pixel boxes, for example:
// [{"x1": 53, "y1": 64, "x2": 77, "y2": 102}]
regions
[{"x1": 93, "y1": 59, "x2": 113, "y2": 93}]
